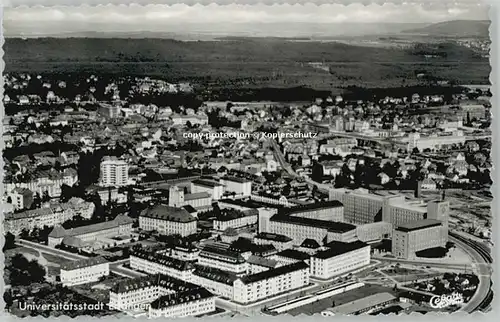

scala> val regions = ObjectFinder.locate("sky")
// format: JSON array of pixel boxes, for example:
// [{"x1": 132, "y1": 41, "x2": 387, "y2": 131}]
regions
[{"x1": 3, "y1": 3, "x2": 490, "y2": 36}]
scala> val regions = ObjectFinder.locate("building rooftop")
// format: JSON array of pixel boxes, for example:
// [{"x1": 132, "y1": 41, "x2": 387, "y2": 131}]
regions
[
  {"x1": 396, "y1": 219, "x2": 442, "y2": 232},
  {"x1": 110, "y1": 273, "x2": 197, "y2": 294},
  {"x1": 275, "y1": 249, "x2": 310, "y2": 261},
  {"x1": 246, "y1": 255, "x2": 279, "y2": 268},
  {"x1": 60, "y1": 256, "x2": 108, "y2": 271},
  {"x1": 270, "y1": 214, "x2": 356, "y2": 234},
  {"x1": 240, "y1": 261, "x2": 308, "y2": 285},
  {"x1": 200, "y1": 245, "x2": 246, "y2": 264},
  {"x1": 315, "y1": 241, "x2": 369, "y2": 259},
  {"x1": 49, "y1": 214, "x2": 133, "y2": 239},
  {"x1": 193, "y1": 267, "x2": 238, "y2": 286},
  {"x1": 221, "y1": 176, "x2": 251, "y2": 184},
  {"x1": 184, "y1": 192, "x2": 211, "y2": 201},
  {"x1": 326, "y1": 292, "x2": 397, "y2": 315},
  {"x1": 255, "y1": 232, "x2": 292, "y2": 243},
  {"x1": 140, "y1": 204, "x2": 196, "y2": 223},
  {"x1": 280, "y1": 200, "x2": 344, "y2": 217},
  {"x1": 131, "y1": 249, "x2": 194, "y2": 271},
  {"x1": 150, "y1": 288, "x2": 213, "y2": 310},
  {"x1": 192, "y1": 179, "x2": 223, "y2": 188}
]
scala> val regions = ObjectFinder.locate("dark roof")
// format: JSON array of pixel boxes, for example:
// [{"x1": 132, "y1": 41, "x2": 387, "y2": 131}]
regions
[
  {"x1": 246, "y1": 255, "x2": 278, "y2": 268},
  {"x1": 270, "y1": 214, "x2": 356, "y2": 233},
  {"x1": 140, "y1": 204, "x2": 196, "y2": 223},
  {"x1": 49, "y1": 214, "x2": 133, "y2": 239},
  {"x1": 131, "y1": 249, "x2": 194, "y2": 271},
  {"x1": 396, "y1": 219, "x2": 442, "y2": 232},
  {"x1": 192, "y1": 179, "x2": 223, "y2": 188},
  {"x1": 200, "y1": 245, "x2": 246, "y2": 264},
  {"x1": 110, "y1": 274, "x2": 198, "y2": 294},
  {"x1": 221, "y1": 176, "x2": 251, "y2": 184},
  {"x1": 240, "y1": 262, "x2": 309, "y2": 285},
  {"x1": 150, "y1": 288, "x2": 213, "y2": 310},
  {"x1": 255, "y1": 232, "x2": 292, "y2": 243},
  {"x1": 280, "y1": 200, "x2": 344, "y2": 217},
  {"x1": 60, "y1": 256, "x2": 108, "y2": 271},
  {"x1": 300, "y1": 238, "x2": 321, "y2": 249},
  {"x1": 276, "y1": 249, "x2": 310, "y2": 261},
  {"x1": 193, "y1": 267, "x2": 238, "y2": 285},
  {"x1": 315, "y1": 241, "x2": 369, "y2": 259}
]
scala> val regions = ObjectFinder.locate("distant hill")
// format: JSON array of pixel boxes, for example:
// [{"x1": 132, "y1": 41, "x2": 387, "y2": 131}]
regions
[{"x1": 402, "y1": 20, "x2": 490, "y2": 37}]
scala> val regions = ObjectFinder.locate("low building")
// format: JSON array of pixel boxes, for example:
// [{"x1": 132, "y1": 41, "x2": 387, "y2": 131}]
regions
[
  {"x1": 48, "y1": 214, "x2": 134, "y2": 249},
  {"x1": 310, "y1": 241, "x2": 370, "y2": 280},
  {"x1": 253, "y1": 232, "x2": 293, "y2": 251},
  {"x1": 139, "y1": 205, "x2": 197, "y2": 237},
  {"x1": 392, "y1": 219, "x2": 447, "y2": 259},
  {"x1": 323, "y1": 292, "x2": 397, "y2": 315},
  {"x1": 60, "y1": 256, "x2": 109, "y2": 286},
  {"x1": 271, "y1": 249, "x2": 310, "y2": 265}
]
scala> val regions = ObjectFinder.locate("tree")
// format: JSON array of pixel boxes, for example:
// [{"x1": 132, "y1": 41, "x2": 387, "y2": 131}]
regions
[{"x1": 3, "y1": 232, "x2": 16, "y2": 251}]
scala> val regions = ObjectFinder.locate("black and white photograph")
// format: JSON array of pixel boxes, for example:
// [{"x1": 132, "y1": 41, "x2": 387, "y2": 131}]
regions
[{"x1": 1, "y1": 2, "x2": 494, "y2": 318}]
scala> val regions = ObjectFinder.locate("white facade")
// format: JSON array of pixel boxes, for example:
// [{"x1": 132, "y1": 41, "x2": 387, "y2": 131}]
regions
[
  {"x1": 309, "y1": 243, "x2": 370, "y2": 280},
  {"x1": 213, "y1": 214, "x2": 258, "y2": 231},
  {"x1": 149, "y1": 293, "x2": 215, "y2": 318},
  {"x1": 100, "y1": 157, "x2": 129, "y2": 187},
  {"x1": 220, "y1": 177, "x2": 252, "y2": 197},
  {"x1": 60, "y1": 259, "x2": 109, "y2": 287},
  {"x1": 191, "y1": 180, "x2": 224, "y2": 200}
]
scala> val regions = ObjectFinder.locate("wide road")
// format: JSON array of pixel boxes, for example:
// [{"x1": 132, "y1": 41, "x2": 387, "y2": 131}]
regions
[{"x1": 449, "y1": 233, "x2": 492, "y2": 313}]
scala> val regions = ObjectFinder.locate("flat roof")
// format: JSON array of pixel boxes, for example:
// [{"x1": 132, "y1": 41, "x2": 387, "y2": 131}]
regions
[
  {"x1": 271, "y1": 214, "x2": 356, "y2": 234},
  {"x1": 327, "y1": 292, "x2": 397, "y2": 315},
  {"x1": 396, "y1": 219, "x2": 442, "y2": 232},
  {"x1": 315, "y1": 241, "x2": 369, "y2": 259}
]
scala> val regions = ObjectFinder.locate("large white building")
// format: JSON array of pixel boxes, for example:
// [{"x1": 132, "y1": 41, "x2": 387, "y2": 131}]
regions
[
  {"x1": 109, "y1": 274, "x2": 215, "y2": 318},
  {"x1": 100, "y1": 156, "x2": 129, "y2": 187},
  {"x1": 213, "y1": 209, "x2": 258, "y2": 231},
  {"x1": 60, "y1": 256, "x2": 109, "y2": 286},
  {"x1": 269, "y1": 212, "x2": 357, "y2": 246},
  {"x1": 309, "y1": 241, "x2": 370, "y2": 280},
  {"x1": 219, "y1": 176, "x2": 252, "y2": 197},
  {"x1": 168, "y1": 185, "x2": 212, "y2": 209},
  {"x1": 193, "y1": 262, "x2": 310, "y2": 304},
  {"x1": 139, "y1": 205, "x2": 197, "y2": 237}
]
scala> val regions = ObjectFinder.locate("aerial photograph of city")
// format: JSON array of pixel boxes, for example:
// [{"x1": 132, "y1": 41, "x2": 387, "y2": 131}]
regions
[{"x1": 1, "y1": 2, "x2": 494, "y2": 319}]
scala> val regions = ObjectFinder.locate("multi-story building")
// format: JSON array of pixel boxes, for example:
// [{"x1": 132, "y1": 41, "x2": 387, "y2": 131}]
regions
[
  {"x1": 269, "y1": 213, "x2": 357, "y2": 246},
  {"x1": 5, "y1": 168, "x2": 78, "y2": 198},
  {"x1": 198, "y1": 245, "x2": 248, "y2": 275},
  {"x1": 213, "y1": 209, "x2": 258, "y2": 231},
  {"x1": 385, "y1": 199, "x2": 450, "y2": 229},
  {"x1": 219, "y1": 176, "x2": 252, "y2": 197},
  {"x1": 392, "y1": 219, "x2": 448, "y2": 259},
  {"x1": 253, "y1": 232, "x2": 294, "y2": 251},
  {"x1": 168, "y1": 185, "x2": 211, "y2": 209},
  {"x1": 246, "y1": 255, "x2": 280, "y2": 274},
  {"x1": 109, "y1": 274, "x2": 215, "y2": 318},
  {"x1": 8, "y1": 187, "x2": 33, "y2": 210},
  {"x1": 329, "y1": 188, "x2": 405, "y2": 224},
  {"x1": 192, "y1": 267, "x2": 237, "y2": 300},
  {"x1": 139, "y1": 205, "x2": 197, "y2": 237},
  {"x1": 356, "y1": 222, "x2": 393, "y2": 242},
  {"x1": 60, "y1": 256, "x2": 109, "y2": 286},
  {"x1": 5, "y1": 198, "x2": 95, "y2": 235},
  {"x1": 309, "y1": 241, "x2": 370, "y2": 280},
  {"x1": 406, "y1": 131, "x2": 466, "y2": 151},
  {"x1": 232, "y1": 262, "x2": 310, "y2": 304},
  {"x1": 48, "y1": 214, "x2": 133, "y2": 249},
  {"x1": 191, "y1": 180, "x2": 224, "y2": 200},
  {"x1": 99, "y1": 156, "x2": 129, "y2": 187},
  {"x1": 271, "y1": 249, "x2": 310, "y2": 266},
  {"x1": 130, "y1": 248, "x2": 196, "y2": 282}
]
